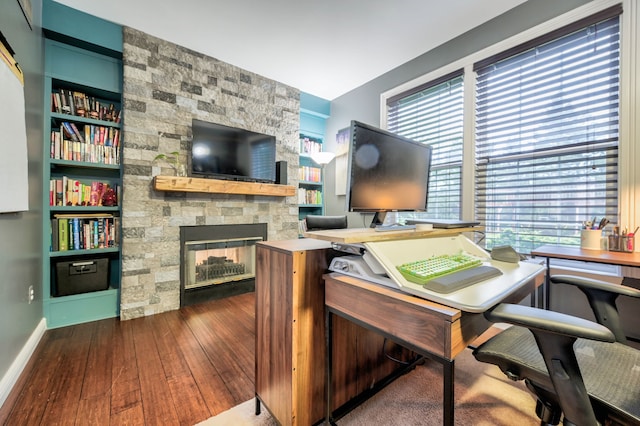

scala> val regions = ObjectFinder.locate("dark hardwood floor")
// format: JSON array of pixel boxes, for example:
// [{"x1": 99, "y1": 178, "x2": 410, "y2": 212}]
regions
[{"x1": 0, "y1": 292, "x2": 256, "y2": 425}]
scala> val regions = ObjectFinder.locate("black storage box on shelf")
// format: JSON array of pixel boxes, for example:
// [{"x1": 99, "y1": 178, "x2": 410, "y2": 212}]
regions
[{"x1": 54, "y1": 258, "x2": 109, "y2": 296}]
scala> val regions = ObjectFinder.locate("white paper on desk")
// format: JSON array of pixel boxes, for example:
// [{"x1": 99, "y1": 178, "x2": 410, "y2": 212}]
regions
[{"x1": 0, "y1": 58, "x2": 29, "y2": 213}]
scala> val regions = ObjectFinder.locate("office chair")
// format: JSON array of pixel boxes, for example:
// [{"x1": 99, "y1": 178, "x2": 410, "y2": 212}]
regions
[
  {"x1": 473, "y1": 274, "x2": 640, "y2": 425},
  {"x1": 304, "y1": 214, "x2": 348, "y2": 231}
]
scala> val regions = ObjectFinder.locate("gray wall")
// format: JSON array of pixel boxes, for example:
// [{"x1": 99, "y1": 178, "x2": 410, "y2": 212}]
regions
[
  {"x1": 0, "y1": 0, "x2": 44, "y2": 395},
  {"x1": 323, "y1": 0, "x2": 594, "y2": 224}
]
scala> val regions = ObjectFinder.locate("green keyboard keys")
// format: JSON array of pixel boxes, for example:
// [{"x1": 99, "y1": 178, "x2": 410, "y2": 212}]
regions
[{"x1": 396, "y1": 252, "x2": 482, "y2": 285}]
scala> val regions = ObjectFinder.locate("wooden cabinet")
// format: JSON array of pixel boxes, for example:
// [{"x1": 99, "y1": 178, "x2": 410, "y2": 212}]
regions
[{"x1": 255, "y1": 239, "x2": 413, "y2": 425}]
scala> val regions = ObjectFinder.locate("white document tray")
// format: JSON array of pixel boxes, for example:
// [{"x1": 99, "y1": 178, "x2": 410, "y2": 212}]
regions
[{"x1": 362, "y1": 235, "x2": 544, "y2": 313}]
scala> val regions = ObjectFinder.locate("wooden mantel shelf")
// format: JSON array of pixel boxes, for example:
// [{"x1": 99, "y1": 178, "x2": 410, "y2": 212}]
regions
[{"x1": 153, "y1": 175, "x2": 296, "y2": 197}]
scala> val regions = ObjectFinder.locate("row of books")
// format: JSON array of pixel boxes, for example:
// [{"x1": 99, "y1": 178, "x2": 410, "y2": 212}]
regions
[
  {"x1": 300, "y1": 136, "x2": 323, "y2": 155},
  {"x1": 299, "y1": 165, "x2": 322, "y2": 183},
  {"x1": 298, "y1": 188, "x2": 322, "y2": 205},
  {"x1": 49, "y1": 177, "x2": 119, "y2": 207},
  {"x1": 50, "y1": 214, "x2": 119, "y2": 252},
  {"x1": 298, "y1": 219, "x2": 308, "y2": 235},
  {"x1": 51, "y1": 88, "x2": 121, "y2": 123},
  {"x1": 50, "y1": 133, "x2": 120, "y2": 165},
  {"x1": 56, "y1": 121, "x2": 120, "y2": 146}
]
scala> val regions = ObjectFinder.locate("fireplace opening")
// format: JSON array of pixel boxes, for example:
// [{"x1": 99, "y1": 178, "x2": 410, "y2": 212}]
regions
[{"x1": 180, "y1": 223, "x2": 266, "y2": 306}]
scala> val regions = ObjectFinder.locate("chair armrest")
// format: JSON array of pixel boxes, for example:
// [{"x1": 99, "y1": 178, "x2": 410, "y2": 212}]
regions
[
  {"x1": 484, "y1": 303, "x2": 615, "y2": 343},
  {"x1": 551, "y1": 274, "x2": 640, "y2": 298},
  {"x1": 550, "y1": 274, "x2": 639, "y2": 343}
]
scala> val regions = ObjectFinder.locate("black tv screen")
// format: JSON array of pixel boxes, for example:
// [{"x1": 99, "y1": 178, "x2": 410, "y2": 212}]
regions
[
  {"x1": 346, "y1": 120, "x2": 432, "y2": 227},
  {"x1": 190, "y1": 119, "x2": 276, "y2": 183}
]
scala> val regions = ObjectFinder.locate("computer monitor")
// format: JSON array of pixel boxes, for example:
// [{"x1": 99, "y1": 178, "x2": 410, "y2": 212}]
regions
[{"x1": 346, "y1": 120, "x2": 432, "y2": 228}]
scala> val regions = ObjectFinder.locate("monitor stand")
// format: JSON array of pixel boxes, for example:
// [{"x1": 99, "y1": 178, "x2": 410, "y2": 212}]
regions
[{"x1": 369, "y1": 212, "x2": 388, "y2": 228}]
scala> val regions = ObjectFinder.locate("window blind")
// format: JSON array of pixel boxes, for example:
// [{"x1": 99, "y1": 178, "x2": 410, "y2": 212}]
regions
[
  {"x1": 387, "y1": 70, "x2": 464, "y2": 219},
  {"x1": 474, "y1": 13, "x2": 620, "y2": 253}
]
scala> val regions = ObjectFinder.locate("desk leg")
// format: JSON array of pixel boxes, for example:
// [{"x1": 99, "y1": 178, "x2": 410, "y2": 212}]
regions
[
  {"x1": 326, "y1": 309, "x2": 335, "y2": 426},
  {"x1": 544, "y1": 257, "x2": 551, "y2": 310},
  {"x1": 534, "y1": 256, "x2": 550, "y2": 310},
  {"x1": 443, "y1": 359, "x2": 455, "y2": 426}
]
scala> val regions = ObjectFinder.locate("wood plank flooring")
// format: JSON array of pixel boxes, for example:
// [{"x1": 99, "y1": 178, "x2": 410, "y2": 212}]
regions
[{"x1": 0, "y1": 292, "x2": 256, "y2": 425}]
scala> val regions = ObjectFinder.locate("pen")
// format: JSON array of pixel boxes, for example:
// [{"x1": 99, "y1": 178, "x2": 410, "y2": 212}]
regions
[{"x1": 598, "y1": 217, "x2": 609, "y2": 230}]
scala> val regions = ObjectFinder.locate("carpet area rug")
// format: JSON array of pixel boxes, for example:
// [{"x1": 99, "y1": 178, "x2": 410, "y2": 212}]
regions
[{"x1": 197, "y1": 348, "x2": 539, "y2": 425}]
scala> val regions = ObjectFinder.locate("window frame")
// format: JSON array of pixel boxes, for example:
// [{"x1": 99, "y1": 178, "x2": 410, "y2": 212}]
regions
[
  {"x1": 386, "y1": 69, "x2": 465, "y2": 221},
  {"x1": 379, "y1": 0, "x2": 634, "y2": 271},
  {"x1": 380, "y1": 0, "x2": 631, "y2": 224}
]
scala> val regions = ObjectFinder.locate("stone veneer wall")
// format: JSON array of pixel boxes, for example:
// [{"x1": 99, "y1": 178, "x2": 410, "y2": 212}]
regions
[{"x1": 120, "y1": 27, "x2": 300, "y2": 320}]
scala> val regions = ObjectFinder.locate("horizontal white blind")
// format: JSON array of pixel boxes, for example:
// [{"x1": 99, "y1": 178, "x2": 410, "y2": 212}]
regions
[
  {"x1": 475, "y1": 14, "x2": 620, "y2": 253},
  {"x1": 387, "y1": 71, "x2": 464, "y2": 219}
]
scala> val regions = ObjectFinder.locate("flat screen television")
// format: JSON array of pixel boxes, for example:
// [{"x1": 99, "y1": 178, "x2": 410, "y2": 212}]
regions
[
  {"x1": 190, "y1": 119, "x2": 276, "y2": 183},
  {"x1": 346, "y1": 120, "x2": 432, "y2": 228}
]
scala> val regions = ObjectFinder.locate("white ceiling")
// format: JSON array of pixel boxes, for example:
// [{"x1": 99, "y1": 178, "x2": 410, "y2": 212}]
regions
[{"x1": 53, "y1": 0, "x2": 527, "y2": 100}]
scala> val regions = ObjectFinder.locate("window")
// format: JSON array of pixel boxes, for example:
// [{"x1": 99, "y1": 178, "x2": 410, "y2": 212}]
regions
[
  {"x1": 474, "y1": 8, "x2": 621, "y2": 253},
  {"x1": 386, "y1": 70, "x2": 464, "y2": 219}
]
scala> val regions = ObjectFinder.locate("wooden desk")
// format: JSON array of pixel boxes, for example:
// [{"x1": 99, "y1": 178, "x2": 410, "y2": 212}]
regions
[
  {"x1": 531, "y1": 244, "x2": 640, "y2": 309},
  {"x1": 304, "y1": 226, "x2": 483, "y2": 244},
  {"x1": 255, "y1": 239, "x2": 415, "y2": 426},
  {"x1": 324, "y1": 271, "x2": 543, "y2": 426},
  {"x1": 531, "y1": 244, "x2": 640, "y2": 267}
]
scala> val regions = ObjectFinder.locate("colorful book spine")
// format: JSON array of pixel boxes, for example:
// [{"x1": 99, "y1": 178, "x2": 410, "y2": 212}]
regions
[
  {"x1": 72, "y1": 218, "x2": 80, "y2": 250},
  {"x1": 51, "y1": 218, "x2": 58, "y2": 251},
  {"x1": 58, "y1": 219, "x2": 68, "y2": 251}
]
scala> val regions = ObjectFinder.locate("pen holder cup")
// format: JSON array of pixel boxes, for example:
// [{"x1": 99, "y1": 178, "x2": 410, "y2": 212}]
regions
[
  {"x1": 580, "y1": 229, "x2": 602, "y2": 250},
  {"x1": 609, "y1": 235, "x2": 635, "y2": 252}
]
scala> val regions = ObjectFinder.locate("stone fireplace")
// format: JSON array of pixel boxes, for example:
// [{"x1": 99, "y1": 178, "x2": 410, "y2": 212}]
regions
[
  {"x1": 180, "y1": 223, "x2": 267, "y2": 306},
  {"x1": 119, "y1": 27, "x2": 300, "y2": 320}
]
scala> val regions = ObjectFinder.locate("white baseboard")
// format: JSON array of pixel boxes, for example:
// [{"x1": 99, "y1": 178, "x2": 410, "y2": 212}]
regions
[{"x1": 0, "y1": 318, "x2": 46, "y2": 408}]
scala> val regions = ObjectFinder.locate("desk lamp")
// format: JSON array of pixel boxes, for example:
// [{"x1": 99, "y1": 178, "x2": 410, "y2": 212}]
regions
[{"x1": 310, "y1": 151, "x2": 336, "y2": 167}]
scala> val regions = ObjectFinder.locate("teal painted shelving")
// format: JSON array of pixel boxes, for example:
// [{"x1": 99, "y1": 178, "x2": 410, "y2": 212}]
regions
[
  {"x1": 299, "y1": 94, "x2": 331, "y2": 228},
  {"x1": 42, "y1": 29, "x2": 123, "y2": 328}
]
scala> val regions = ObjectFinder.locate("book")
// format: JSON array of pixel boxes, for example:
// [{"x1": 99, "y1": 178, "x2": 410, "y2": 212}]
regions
[
  {"x1": 51, "y1": 218, "x2": 58, "y2": 251},
  {"x1": 59, "y1": 89, "x2": 70, "y2": 114},
  {"x1": 98, "y1": 218, "x2": 105, "y2": 248},
  {"x1": 61, "y1": 122, "x2": 79, "y2": 142},
  {"x1": 89, "y1": 181, "x2": 100, "y2": 206},
  {"x1": 55, "y1": 179, "x2": 63, "y2": 206},
  {"x1": 66, "y1": 90, "x2": 75, "y2": 115},
  {"x1": 51, "y1": 92, "x2": 59, "y2": 113},
  {"x1": 49, "y1": 180, "x2": 54, "y2": 206},
  {"x1": 70, "y1": 179, "x2": 80, "y2": 206},
  {"x1": 69, "y1": 122, "x2": 85, "y2": 143},
  {"x1": 114, "y1": 216, "x2": 120, "y2": 246},
  {"x1": 72, "y1": 218, "x2": 80, "y2": 250},
  {"x1": 60, "y1": 122, "x2": 74, "y2": 141},
  {"x1": 58, "y1": 218, "x2": 68, "y2": 251},
  {"x1": 93, "y1": 220, "x2": 99, "y2": 249}
]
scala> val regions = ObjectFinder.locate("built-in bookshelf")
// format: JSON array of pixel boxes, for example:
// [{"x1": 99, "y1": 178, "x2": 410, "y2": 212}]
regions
[
  {"x1": 42, "y1": 37, "x2": 123, "y2": 328},
  {"x1": 298, "y1": 133, "x2": 325, "y2": 230},
  {"x1": 298, "y1": 94, "x2": 331, "y2": 235}
]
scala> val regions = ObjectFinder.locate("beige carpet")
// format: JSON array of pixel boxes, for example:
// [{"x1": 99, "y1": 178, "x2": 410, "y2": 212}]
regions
[{"x1": 197, "y1": 348, "x2": 539, "y2": 425}]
